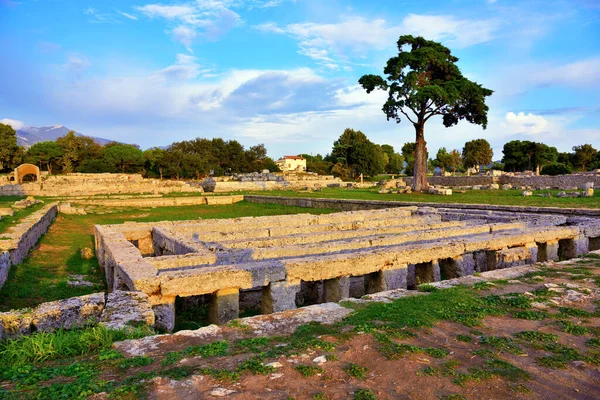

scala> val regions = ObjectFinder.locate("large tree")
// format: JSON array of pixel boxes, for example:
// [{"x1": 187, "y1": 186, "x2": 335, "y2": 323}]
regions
[
  {"x1": 462, "y1": 139, "x2": 493, "y2": 169},
  {"x1": 359, "y1": 35, "x2": 493, "y2": 191},
  {"x1": 0, "y1": 123, "x2": 18, "y2": 171},
  {"x1": 331, "y1": 128, "x2": 385, "y2": 177},
  {"x1": 572, "y1": 144, "x2": 597, "y2": 171},
  {"x1": 103, "y1": 143, "x2": 145, "y2": 173},
  {"x1": 26, "y1": 141, "x2": 64, "y2": 174}
]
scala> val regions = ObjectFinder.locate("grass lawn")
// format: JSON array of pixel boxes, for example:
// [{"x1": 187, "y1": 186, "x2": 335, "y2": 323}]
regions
[
  {"x1": 0, "y1": 201, "x2": 45, "y2": 236},
  {"x1": 241, "y1": 187, "x2": 600, "y2": 209},
  {"x1": 0, "y1": 201, "x2": 333, "y2": 311}
]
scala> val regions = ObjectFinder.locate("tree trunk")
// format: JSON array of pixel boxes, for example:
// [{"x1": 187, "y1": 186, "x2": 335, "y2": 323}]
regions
[
  {"x1": 412, "y1": 125, "x2": 429, "y2": 192},
  {"x1": 47, "y1": 163, "x2": 52, "y2": 175}
]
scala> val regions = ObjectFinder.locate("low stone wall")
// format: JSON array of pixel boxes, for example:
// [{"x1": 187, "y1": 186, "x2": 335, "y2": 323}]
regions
[
  {"x1": 211, "y1": 179, "x2": 345, "y2": 192},
  {"x1": 244, "y1": 195, "x2": 600, "y2": 217},
  {"x1": 71, "y1": 195, "x2": 244, "y2": 208},
  {"x1": 0, "y1": 290, "x2": 154, "y2": 340},
  {"x1": 0, "y1": 203, "x2": 58, "y2": 288},
  {"x1": 498, "y1": 174, "x2": 600, "y2": 189},
  {"x1": 405, "y1": 176, "x2": 495, "y2": 187}
]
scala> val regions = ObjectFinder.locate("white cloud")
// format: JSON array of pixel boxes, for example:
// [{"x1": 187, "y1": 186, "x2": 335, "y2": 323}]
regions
[
  {"x1": 172, "y1": 25, "x2": 198, "y2": 52},
  {"x1": 534, "y1": 57, "x2": 600, "y2": 89},
  {"x1": 83, "y1": 7, "x2": 118, "y2": 23},
  {"x1": 117, "y1": 10, "x2": 138, "y2": 21},
  {"x1": 257, "y1": 14, "x2": 499, "y2": 68},
  {"x1": 0, "y1": 118, "x2": 25, "y2": 130},
  {"x1": 156, "y1": 53, "x2": 211, "y2": 80},
  {"x1": 135, "y1": 1, "x2": 285, "y2": 50},
  {"x1": 502, "y1": 112, "x2": 549, "y2": 135}
]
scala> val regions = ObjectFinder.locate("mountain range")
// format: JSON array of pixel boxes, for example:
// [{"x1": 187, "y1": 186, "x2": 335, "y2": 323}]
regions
[{"x1": 15, "y1": 125, "x2": 114, "y2": 148}]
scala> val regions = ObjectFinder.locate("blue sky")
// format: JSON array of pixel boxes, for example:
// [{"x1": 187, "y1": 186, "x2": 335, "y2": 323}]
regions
[{"x1": 1, "y1": 0, "x2": 599, "y2": 160}]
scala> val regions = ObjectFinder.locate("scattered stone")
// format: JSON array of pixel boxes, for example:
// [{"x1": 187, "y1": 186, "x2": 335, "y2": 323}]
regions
[
  {"x1": 544, "y1": 283, "x2": 559, "y2": 288},
  {"x1": 313, "y1": 355, "x2": 327, "y2": 364},
  {"x1": 66, "y1": 275, "x2": 95, "y2": 287},
  {"x1": 210, "y1": 387, "x2": 236, "y2": 397},
  {"x1": 531, "y1": 302, "x2": 550, "y2": 310},
  {"x1": 265, "y1": 361, "x2": 283, "y2": 369},
  {"x1": 572, "y1": 361, "x2": 586, "y2": 368},
  {"x1": 522, "y1": 190, "x2": 533, "y2": 197},
  {"x1": 270, "y1": 373, "x2": 284, "y2": 380},
  {"x1": 501, "y1": 184, "x2": 512, "y2": 190}
]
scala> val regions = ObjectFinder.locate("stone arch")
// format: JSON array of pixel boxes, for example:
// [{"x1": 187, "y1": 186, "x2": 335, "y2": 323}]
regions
[{"x1": 14, "y1": 164, "x2": 40, "y2": 184}]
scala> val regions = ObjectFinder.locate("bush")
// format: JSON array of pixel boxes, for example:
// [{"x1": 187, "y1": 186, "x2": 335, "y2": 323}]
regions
[{"x1": 542, "y1": 162, "x2": 572, "y2": 176}]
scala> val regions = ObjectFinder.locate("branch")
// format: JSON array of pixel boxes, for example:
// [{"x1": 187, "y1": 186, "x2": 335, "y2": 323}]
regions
[
  {"x1": 424, "y1": 104, "x2": 445, "y2": 122},
  {"x1": 399, "y1": 108, "x2": 417, "y2": 125}
]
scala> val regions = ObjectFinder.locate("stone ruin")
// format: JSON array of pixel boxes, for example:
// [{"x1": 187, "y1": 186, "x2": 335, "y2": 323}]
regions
[{"x1": 95, "y1": 206, "x2": 600, "y2": 331}]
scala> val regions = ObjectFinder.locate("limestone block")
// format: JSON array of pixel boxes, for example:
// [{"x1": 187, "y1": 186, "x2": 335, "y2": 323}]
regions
[
  {"x1": 31, "y1": 293, "x2": 105, "y2": 333},
  {"x1": 582, "y1": 188, "x2": 594, "y2": 197},
  {"x1": 365, "y1": 268, "x2": 407, "y2": 293},
  {"x1": 581, "y1": 182, "x2": 594, "y2": 190},
  {"x1": 323, "y1": 276, "x2": 350, "y2": 302},
  {"x1": 262, "y1": 281, "x2": 299, "y2": 314},
  {"x1": 153, "y1": 301, "x2": 175, "y2": 332},
  {"x1": 501, "y1": 184, "x2": 512, "y2": 190},
  {"x1": 100, "y1": 290, "x2": 155, "y2": 330},
  {"x1": 0, "y1": 310, "x2": 33, "y2": 340},
  {"x1": 209, "y1": 288, "x2": 240, "y2": 325},
  {"x1": 489, "y1": 184, "x2": 500, "y2": 190},
  {"x1": 522, "y1": 190, "x2": 533, "y2": 197}
]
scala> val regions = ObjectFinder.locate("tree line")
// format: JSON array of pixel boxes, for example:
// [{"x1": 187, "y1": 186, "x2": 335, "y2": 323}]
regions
[{"x1": 0, "y1": 123, "x2": 279, "y2": 178}]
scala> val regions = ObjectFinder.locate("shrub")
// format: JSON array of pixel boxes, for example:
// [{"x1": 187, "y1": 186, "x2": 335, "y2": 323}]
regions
[{"x1": 542, "y1": 162, "x2": 572, "y2": 176}]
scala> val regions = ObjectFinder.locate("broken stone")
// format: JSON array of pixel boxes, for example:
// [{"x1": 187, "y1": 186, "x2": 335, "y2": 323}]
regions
[
  {"x1": 265, "y1": 361, "x2": 283, "y2": 369},
  {"x1": 100, "y1": 290, "x2": 155, "y2": 330},
  {"x1": 522, "y1": 190, "x2": 533, "y2": 197},
  {"x1": 210, "y1": 387, "x2": 236, "y2": 397},
  {"x1": 313, "y1": 355, "x2": 327, "y2": 364}
]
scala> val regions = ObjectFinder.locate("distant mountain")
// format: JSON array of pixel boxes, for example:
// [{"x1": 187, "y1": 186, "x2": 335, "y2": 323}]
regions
[{"x1": 16, "y1": 125, "x2": 114, "y2": 148}]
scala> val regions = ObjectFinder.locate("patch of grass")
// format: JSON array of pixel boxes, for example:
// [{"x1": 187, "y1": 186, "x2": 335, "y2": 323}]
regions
[
  {"x1": 557, "y1": 307, "x2": 599, "y2": 318},
  {"x1": 344, "y1": 363, "x2": 368, "y2": 379},
  {"x1": 557, "y1": 320, "x2": 590, "y2": 336},
  {"x1": 295, "y1": 364, "x2": 324, "y2": 377},
  {"x1": 484, "y1": 293, "x2": 532, "y2": 310},
  {"x1": 586, "y1": 338, "x2": 600, "y2": 348},
  {"x1": 514, "y1": 331, "x2": 559, "y2": 343},
  {"x1": 0, "y1": 325, "x2": 151, "y2": 366},
  {"x1": 479, "y1": 336, "x2": 524, "y2": 355},
  {"x1": 345, "y1": 287, "x2": 503, "y2": 330},
  {"x1": 374, "y1": 332, "x2": 449, "y2": 359},
  {"x1": 237, "y1": 357, "x2": 275, "y2": 375},
  {"x1": 456, "y1": 335, "x2": 472, "y2": 343},
  {"x1": 508, "y1": 383, "x2": 532, "y2": 393},
  {"x1": 312, "y1": 392, "x2": 328, "y2": 400},
  {"x1": 417, "y1": 284, "x2": 438, "y2": 292},
  {"x1": 119, "y1": 355, "x2": 154, "y2": 369},
  {"x1": 233, "y1": 337, "x2": 271, "y2": 354},
  {"x1": 536, "y1": 343, "x2": 582, "y2": 369},
  {"x1": 472, "y1": 281, "x2": 495, "y2": 291},
  {"x1": 354, "y1": 388, "x2": 377, "y2": 400},
  {"x1": 161, "y1": 340, "x2": 229, "y2": 366},
  {"x1": 163, "y1": 366, "x2": 193, "y2": 380},
  {"x1": 197, "y1": 367, "x2": 240, "y2": 382}
]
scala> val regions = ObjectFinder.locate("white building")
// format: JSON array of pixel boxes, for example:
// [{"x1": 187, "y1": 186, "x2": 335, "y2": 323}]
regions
[{"x1": 276, "y1": 155, "x2": 307, "y2": 172}]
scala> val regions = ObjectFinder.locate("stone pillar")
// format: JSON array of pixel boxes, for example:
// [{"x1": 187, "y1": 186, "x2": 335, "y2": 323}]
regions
[
  {"x1": 323, "y1": 276, "x2": 350, "y2": 302},
  {"x1": 538, "y1": 240, "x2": 559, "y2": 262},
  {"x1": 525, "y1": 243, "x2": 538, "y2": 264},
  {"x1": 365, "y1": 268, "x2": 408, "y2": 294},
  {"x1": 575, "y1": 235, "x2": 589, "y2": 256},
  {"x1": 153, "y1": 300, "x2": 175, "y2": 332},
  {"x1": 262, "y1": 281, "x2": 300, "y2": 314},
  {"x1": 209, "y1": 288, "x2": 239, "y2": 325}
]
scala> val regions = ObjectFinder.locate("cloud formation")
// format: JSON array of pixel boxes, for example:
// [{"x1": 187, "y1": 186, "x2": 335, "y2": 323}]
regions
[
  {"x1": 503, "y1": 112, "x2": 549, "y2": 135},
  {"x1": 0, "y1": 118, "x2": 25, "y2": 130}
]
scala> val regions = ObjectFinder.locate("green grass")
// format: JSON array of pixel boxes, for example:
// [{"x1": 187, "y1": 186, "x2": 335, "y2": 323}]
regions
[
  {"x1": 344, "y1": 363, "x2": 368, "y2": 379},
  {"x1": 0, "y1": 201, "x2": 45, "y2": 235},
  {"x1": 295, "y1": 365, "x2": 323, "y2": 377},
  {"x1": 354, "y1": 389, "x2": 377, "y2": 400},
  {"x1": 242, "y1": 187, "x2": 600, "y2": 208},
  {"x1": 0, "y1": 201, "x2": 334, "y2": 311}
]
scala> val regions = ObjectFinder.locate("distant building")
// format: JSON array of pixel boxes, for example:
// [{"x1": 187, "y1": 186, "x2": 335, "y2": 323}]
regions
[{"x1": 276, "y1": 155, "x2": 306, "y2": 172}]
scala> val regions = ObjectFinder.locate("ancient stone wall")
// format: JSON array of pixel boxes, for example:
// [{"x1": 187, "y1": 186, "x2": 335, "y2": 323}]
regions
[
  {"x1": 0, "y1": 203, "x2": 58, "y2": 288},
  {"x1": 405, "y1": 176, "x2": 496, "y2": 187},
  {"x1": 0, "y1": 290, "x2": 154, "y2": 340},
  {"x1": 498, "y1": 174, "x2": 600, "y2": 189},
  {"x1": 71, "y1": 195, "x2": 244, "y2": 208}
]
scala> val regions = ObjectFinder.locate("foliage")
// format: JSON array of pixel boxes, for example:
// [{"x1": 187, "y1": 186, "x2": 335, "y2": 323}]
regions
[
  {"x1": 0, "y1": 123, "x2": 18, "y2": 171},
  {"x1": 462, "y1": 139, "x2": 493, "y2": 169},
  {"x1": 359, "y1": 35, "x2": 492, "y2": 191},
  {"x1": 572, "y1": 144, "x2": 598, "y2": 171},
  {"x1": 542, "y1": 162, "x2": 572, "y2": 175},
  {"x1": 331, "y1": 128, "x2": 385, "y2": 177},
  {"x1": 103, "y1": 143, "x2": 145, "y2": 173},
  {"x1": 502, "y1": 140, "x2": 558, "y2": 172},
  {"x1": 432, "y1": 147, "x2": 454, "y2": 173},
  {"x1": 25, "y1": 141, "x2": 64, "y2": 174},
  {"x1": 56, "y1": 131, "x2": 103, "y2": 173},
  {"x1": 301, "y1": 153, "x2": 334, "y2": 175}
]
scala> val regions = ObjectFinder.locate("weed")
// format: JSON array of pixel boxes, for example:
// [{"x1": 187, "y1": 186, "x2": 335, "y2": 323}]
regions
[
  {"x1": 417, "y1": 284, "x2": 438, "y2": 292},
  {"x1": 374, "y1": 332, "x2": 449, "y2": 359},
  {"x1": 472, "y1": 281, "x2": 495, "y2": 291},
  {"x1": 557, "y1": 320, "x2": 590, "y2": 335},
  {"x1": 312, "y1": 392, "x2": 328, "y2": 400},
  {"x1": 514, "y1": 331, "x2": 559, "y2": 343},
  {"x1": 197, "y1": 368, "x2": 240, "y2": 382},
  {"x1": 163, "y1": 367, "x2": 193, "y2": 380},
  {"x1": 508, "y1": 383, "x2": 532, "y2": 393},
  {"x1": 295, "y1": 365, "x2": 323, "y2": 377},
  {"x1": 119, "y1": 355, "x2": 154, "y2": 369},
  {"x1": 98, "y1": 349, "x2": 124, "y2": 361},
  {"x1": 456, "y1": 335, "x2": 472, "y2": 343},
  {"x1": 586, "y1": 338, "x2": 600, "y2": 348},
  {"x1": 237, "y1": 357, "x2": 275, "y2": 375},
  {"x1": 479, "y1": 336, "x2": 524, "y2": 355},
  {"x1": 344, "y1": 363, "x2": 368, "y2": 379},
  {"x1": 557, "y1": 307, "x2": 598, "y2": 318},
  {"x1": 354, "y1": 388, "x2": 377, "y2": 400}
]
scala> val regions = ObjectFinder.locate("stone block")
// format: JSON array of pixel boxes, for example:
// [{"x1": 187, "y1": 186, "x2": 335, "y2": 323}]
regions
[
  {"x1": 262, "y1": 281, "x2": 299, "y2": 314},
  {"x1": 31, "y1": 293, "x2": 105, "y2": 333},
  {"x1": 100, "y1": 290, "x2": 155, "y2": 330},
  {"x1": 209, "y1": 288, "x2": 240, "y2": 325},
  {"x1": 365, "y1": 268, "x2": 407, "y2": 293},
  {"x1": 522, "y1": 190, "x2": 533, "y2": 197},
  {"x1": 323, "y1": 276, "x2": 350, "y2": 302},
  {"x1": 153, "y1": 301, "x2": 175, "y2": 332},
  {"x1": 0, "y1": 310, "x2": 33, "y2": 340}
]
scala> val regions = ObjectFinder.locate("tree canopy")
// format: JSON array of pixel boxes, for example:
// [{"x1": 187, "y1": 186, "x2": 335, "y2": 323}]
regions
[
  {"x1": 26, "y1": 141, "x2": 64, "y2": 174},
  {"x1": 0, "y1": 123, "x2": 18, "y2": 171},
  {"x1": 462, "y1": 139, "x2": 493, "y2": 169},
  {"x1": 330, "y1": 128, "x2": 385, "y2": 177},
  {"x1": 359, "y1": 35, "x2": 493, "y2": 191}
]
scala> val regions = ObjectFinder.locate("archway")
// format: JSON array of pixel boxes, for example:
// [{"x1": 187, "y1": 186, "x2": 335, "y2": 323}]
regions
[{"x1": 14, "y1": 164, "x2": 40, "y2": 184}]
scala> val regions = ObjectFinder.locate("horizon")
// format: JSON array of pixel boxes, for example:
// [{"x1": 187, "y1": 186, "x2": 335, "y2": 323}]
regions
[{"x1": 1, "y1": 0, "x2": 599, "y2": 159}]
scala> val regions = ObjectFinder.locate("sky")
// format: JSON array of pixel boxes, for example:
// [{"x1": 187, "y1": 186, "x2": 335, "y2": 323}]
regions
[{"x1": 0, "y1": 0, "x2": 599, "y2": 160}]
